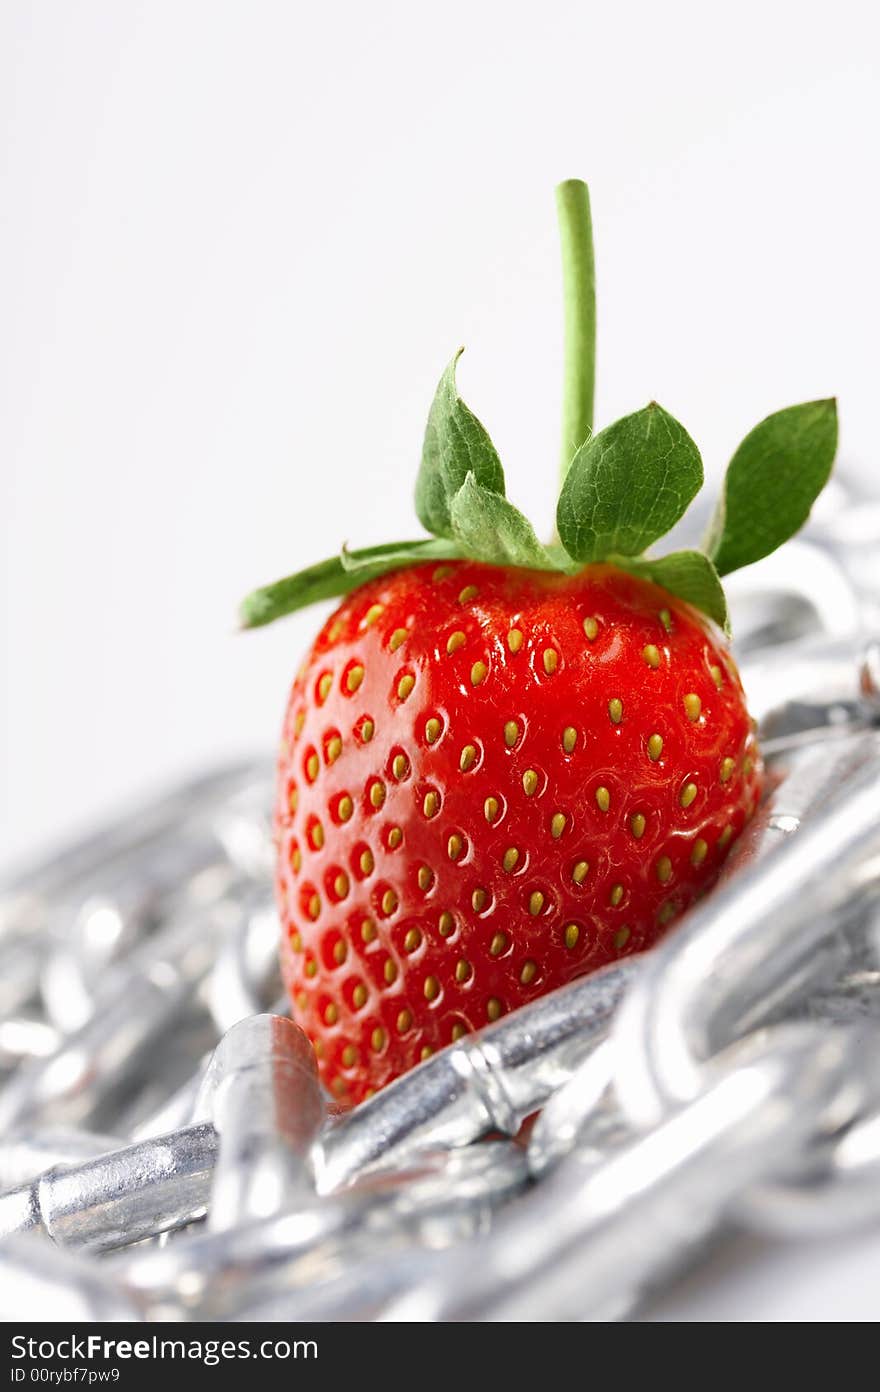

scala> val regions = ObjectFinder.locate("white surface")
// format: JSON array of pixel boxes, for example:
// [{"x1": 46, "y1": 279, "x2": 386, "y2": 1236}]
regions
[{"x1": 1, "y1": 1, "x2": 879, "y2": 1319}]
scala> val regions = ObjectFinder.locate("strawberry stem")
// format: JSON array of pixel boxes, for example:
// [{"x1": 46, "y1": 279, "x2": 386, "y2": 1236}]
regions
[{"x1": 556, "y1": 179, "x2": 596, "y2": 488}]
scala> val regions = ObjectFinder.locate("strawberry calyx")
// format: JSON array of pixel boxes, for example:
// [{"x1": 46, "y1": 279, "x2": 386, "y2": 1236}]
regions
[{"x1": 241, "y1": 180, "x2": 837, "y2": 635}]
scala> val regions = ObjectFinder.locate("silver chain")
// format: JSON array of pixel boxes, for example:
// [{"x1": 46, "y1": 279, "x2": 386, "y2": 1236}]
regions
[{"x1": 1, "y1": 480, "x2": 879, "y2": 1321}]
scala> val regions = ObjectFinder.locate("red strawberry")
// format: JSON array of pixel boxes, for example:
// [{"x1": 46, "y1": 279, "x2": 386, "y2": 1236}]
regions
[
  {"x1": 274, "y1": 560, "x2": 761, "y2": 1103},
  {"x1": 243, "y1": 178, "x2": 836, "y2": 1102}
]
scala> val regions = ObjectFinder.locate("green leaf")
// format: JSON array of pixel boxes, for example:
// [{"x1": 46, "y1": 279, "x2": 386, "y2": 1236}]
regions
[
  {"x1": 556, "y1": 403, "x2": 704, "y2": 564},
  {"x1": 449, "y1": 474, "x2": 557, "y2": 570},
  {"x1": 705, "y1": 399, "x2": 838, "y2": 576},
  {"x1": 239, "y1": 538, "x2": 458, "y2": 629},
  {"x1": 619, "y1": 550, "x2": 729, "y2": 634},
  {"x1": 415, "y1": 350, "x2": 507, "y2": 538}
]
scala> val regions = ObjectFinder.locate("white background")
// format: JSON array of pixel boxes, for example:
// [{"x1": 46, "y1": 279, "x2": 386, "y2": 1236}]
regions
[{"x1": 2, "y1": 2, "x2": 878, "y2": 1318}]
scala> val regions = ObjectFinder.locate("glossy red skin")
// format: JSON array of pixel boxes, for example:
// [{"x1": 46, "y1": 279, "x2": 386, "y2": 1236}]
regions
[{"x1": 276, "y1": 560, "x2": 762, "y2": 1103}]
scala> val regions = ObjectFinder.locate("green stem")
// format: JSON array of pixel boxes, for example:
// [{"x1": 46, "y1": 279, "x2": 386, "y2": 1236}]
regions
[{"x1": 556, "y1": 179, "x2": 596, "y2": 488}]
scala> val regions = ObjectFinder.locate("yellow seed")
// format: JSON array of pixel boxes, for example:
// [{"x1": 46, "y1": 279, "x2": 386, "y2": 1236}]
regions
[
  {"x1": 433, "y1": 565, "x2": 453, "y2": 582},
  {"x1": 522, "y1": 769, "x2": 539, "y2": 796},
  {"x1": 562, "y1": 726, "x2": 578, "y2": 753},
  {"x1": 484, "y1": 796, "x2": 500, "y2": 824},
  {"x1": 420, "y1": 1046, "x2": 433, "y2": 1060},
  {"x1": 648, "y1": 734, "x2": 664, "y2": 761},
  {"x1": 310, "y1": 821, "x2": 324, "y2": 849},
  {"x1": 364, "y1": 603, "x2": 384, "y2": 627},
  {"x1": 744, "y1": 757, "x2": 754, "y2": 777},
  {"x1": 342, "y1": 1044, "x2": 357, "y2": 1067},
  {"x1": 710, "y1": 664, "x2": 723, "y2": 689},
  {"x1": 392, "y1": 753, "x2": 409, "y2": 780},
  {"x1": 346, "y1": 664, "x2": 365, "y2": 694},
  {"x1": 438, "y1": 911, "x2": 455, "y2": 936},
  {"x1": 658, "y1": 900, "x2": 677, "y2": 925},
  {"x1": 487, "y1": 998, "x2": 503, "y2": 1022},
  {"x1": 324, "y1": 1002, "x2": 338, "y2": 1025},
  {"x1": 691, "y1": 838, "x2": 708, "y2": 865},
  {"x1": 384, "y1": 959, "x2": 398, "y2": 984},
  {"x1": 455, "y1": 959, "x2": 471, "y2": 983},
  {"x1": 337, "y1": 794, "x2": 353, "y2": 822},
  {"x1": 387, "y1": 826, "x2": 402, "y2": 850},
  {"x1": 304, "y1": 959, "x2": 317, "y2": 978},
  {"x1": 720, "y1": 756, "x2": 735, "y2": 784},
  {"x1": 608, "y1": 698, "x2": 623, "y2": 723},
  {"x1": 679, "y1": 781, "x2": 698, "y2": 809},
  {"x1": 417, "y1": 866, "x2": 433, "y2": 891},
  {"x1": 318, "y1": 673, "x2": 333, "y2": 702},
  {"x1": 460, "y1": 743, "x2": 477, "y2": 772},
  {"x1": 289, "y1": 787, "x2": 299, "y2": 813},
  {"x1": 308, "y1": 893, "x2": 320, "y2": 920},
  {"x1": 595, "y1": 786, "x2": 611, "y2": 812},
  {"x1": 423, "y1": 790, "x2": 439, "y2": 818},
  {"x1": 490, "y1": 931, "x2": 508, "y2": 956},
  {"x1": 425, "y1": 717, "x2": 441, "y2": 745},
  {"x1": 502, "y1": 847, "x2": 520, "y2": 873},
  {"x1": 424, "y1": 975, "x2": 440, "y2": 1001},
  {"x1": 718, "y1": 826, "x2": 734, "y2": 849},
  {"x1": 470, "y1": 660, "x2": 488, "y2": 686},
  {"x1": 371, "y1": 1027, "x2": 385, "y2": 1052},
  {"x1": 404, "y1": 928, "x2": 422, "y2": 952},
  {"x1": 333, "y1": 940, "x2": 347, "y2": 965},
  {"x1": 451, "y1": 1022, "x2": 467, "y2": 1042},
  {"x1": 326, "y1": 736, "x2": 342, "y2": 764},
  {"x1": 528, "y1": 890, "x2": 545, "y2": 916},
  {"x1": 642, "y1": 644, "x2": 661, "y2": 669},
  {"x1": 614, "y1": 926, "x2": 631, "y2": 950},
  {"x1": 389, "y1": 628, "x2": 407, "y2": 651},
  {"x1": 609, "y1": 883, "x2": 624, "y2": 907},
  {"x1": 472, "y1": 888, "x2": 487, "y2": 912},
  {"x1": 656, "y1": 855, "x2": 673, "y2": 883},
  {"x1": 397, "y1": 673, "x2": 415, "y2": 700},
  {"x1": 564, "y1": 923, "x2": 580, "y2": 950},
  {"x1": 659, "y1": 608, "x2": 672, "y2": 633},
  {"x1": 447, "y1": 833, "x2": 464, "y2": 861},
  {"x1": 381, "y1": 889, "x2": 398, "y2": 915},
  {"x1": 572, "y1": 860, "x2": 589, "y2": 885},
  {"x1": 520, "y1": 960, "x2": 537, "y2": 985},
  {"x1": 583, "y1": 616, "x2": 599, "y2": 640},
  {"x1": 550, "y1": 812, "x2": 567, "y2": 839},
  {"x1": 459, "y1": 584, "x2": 479, "y2": 603},
  {"x1": 306, "y1": 753, "x2": 319, "y2": 782},
  {"x1": 684, "y1": 693, "x2": 702, "y2": 721},
  {"x1": 291, "y1": 931, "x2": 302, "y2": 952},
  {"x1": 446, "y1": 630, "x2": 466, "y2": 655},
  {"x1": 507, "y1": 628, "x2": 523, "y2": 653},
  {"x1": 542, "y1": 647, "x2": 558, "y2": 674},
  {"x1": 504, "y1": 720, "x2": 520, "y2": 748},
  {"x1": 360, "y1": 918, "x2": 377, "y2": 944},
  {"x1": 352, "y1": 984, "x2": 367, "y2": 1009},
  {"x1": 370, "y1": 781, "x2": 386, "y2": 809},
  {"x1": 396, "y1": 1008, "x2": 412, "y2": 1032},
  {"x1": 291, "y1": 847, "x2": 302, "y2": 873},
  {"x1": 293, "y1": 710, "x2": 306, "y2": 735},
  {"x1": 359, "y1": 718, "x2": 375, "y2": 743},
  {"x1": 359, "y1": 849, "x2": 374, "y2": 875},
  {"x1": 630, "y1": 813, "x2": 646, "y2": 839},
  {"x1": 334, "y1": 872, "x2": 349, "y2": 898}
]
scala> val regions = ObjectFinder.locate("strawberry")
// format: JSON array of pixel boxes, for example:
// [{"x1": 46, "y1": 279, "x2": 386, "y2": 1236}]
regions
[{"x1": 242, "y1": 179, "x2": 837, "y2": 1102}]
